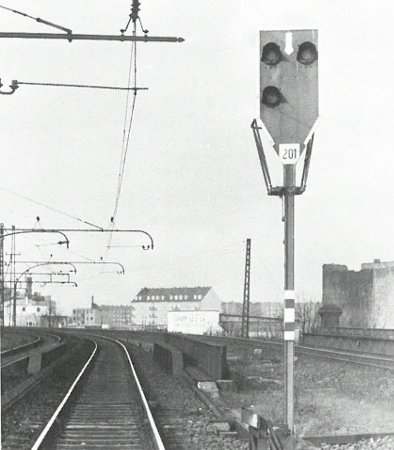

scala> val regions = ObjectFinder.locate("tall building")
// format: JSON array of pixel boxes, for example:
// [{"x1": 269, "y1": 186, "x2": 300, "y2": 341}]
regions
[
  {"x1": 131, "y1": 286, "x2": 222, "y2": 330},
  {"x1": 322, "y1": 259, "x2": 394, "y2": 328}
]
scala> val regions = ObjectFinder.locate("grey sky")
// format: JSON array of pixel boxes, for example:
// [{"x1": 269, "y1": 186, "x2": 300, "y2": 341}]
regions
[{"x1": 1, "y1": 0, "x2": 393, "y2": 314}]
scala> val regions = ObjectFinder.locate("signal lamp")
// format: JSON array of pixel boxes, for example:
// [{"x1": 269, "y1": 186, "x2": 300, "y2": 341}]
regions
[
  {"x1": 261, "y1": 42, "x2": 282, "y2": 66},
  {"x1": 262, "y1": 86, "x2": 282, "y2": 108},
  {"x1": 297, "y1": 42, "x2": 318, "y2": 65}
]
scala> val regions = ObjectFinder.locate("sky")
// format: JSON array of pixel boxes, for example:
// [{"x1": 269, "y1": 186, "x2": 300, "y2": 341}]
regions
[{"x1": 1, "y1": 0, "x2": 394, "y2": 315}]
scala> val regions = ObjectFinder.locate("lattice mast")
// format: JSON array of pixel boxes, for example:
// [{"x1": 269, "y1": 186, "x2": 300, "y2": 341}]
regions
[{"x1": 241, "y1": 238, "x2": 251, "y2": 338}]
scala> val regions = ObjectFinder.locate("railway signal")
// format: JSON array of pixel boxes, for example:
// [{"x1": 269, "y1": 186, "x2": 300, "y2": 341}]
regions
[
  {"x1": 260, "y1": 29, "x2": 318, "y2": 160},
  {"x1": 251, "y1": 29, "x2": 319, "y2": 442}
]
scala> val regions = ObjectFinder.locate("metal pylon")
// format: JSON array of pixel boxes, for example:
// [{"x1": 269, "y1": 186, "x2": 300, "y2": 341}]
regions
[{"x1": 241, "y1": 238, "x2": 251, "y2": 338}]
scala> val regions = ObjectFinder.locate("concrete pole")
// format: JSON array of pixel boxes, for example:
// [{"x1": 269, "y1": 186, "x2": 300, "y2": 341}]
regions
[{"x1": 283, "y1": 165, "x2": 296, "y2": 434}]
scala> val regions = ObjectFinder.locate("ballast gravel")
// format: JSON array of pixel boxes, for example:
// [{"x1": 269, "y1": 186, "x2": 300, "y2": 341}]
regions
[
  {"x1": 319, "y1": 436, "x2": 394, "y2": 449},
  {"x1": 124, "y1": 340, "x2": 249, "y2": 450},
  {"x1": 120, "y1": 334, "x2": 394, "y2": 449}
]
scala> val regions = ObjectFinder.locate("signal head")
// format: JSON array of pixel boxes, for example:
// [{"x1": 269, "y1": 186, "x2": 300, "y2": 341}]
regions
[
  {"x1": 259, "y1": 30, "x2": 319, "y2": 151},
  {"x1": 261, "y1": 42, "x2": 282, "y2": 66},
  {"x1": 262, "y1": 86, "x2": 283, "y2": 108},
  {"x1": 297, "y1": 42, "x2": 318, "y2": 65}
]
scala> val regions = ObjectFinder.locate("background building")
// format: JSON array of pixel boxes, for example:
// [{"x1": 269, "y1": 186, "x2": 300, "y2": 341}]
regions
[
  {"x1": 71, "y1": 305, "x2": 102, "y2": 328},
  {"x1": 168, "y1": 310, "x2": 222, "y2": 334},
  {"x1": 100, "y1": 305, "x2": 133, "y2": 329},
  {"x1": 3, "y1": 277, "x2": 55, "y2": 327},
  {"x1": 71, "y1": 297, "x2": 133, "y2": 329},
  {"x1": 221, "y1": 301, "x2": 283, "y2": 317},
  {"x1": 322, "y1": 259, "x2": 394, "y2": 328},
  {"x1": 131, "y1": 286, "x2": 222, "y2": 330}
]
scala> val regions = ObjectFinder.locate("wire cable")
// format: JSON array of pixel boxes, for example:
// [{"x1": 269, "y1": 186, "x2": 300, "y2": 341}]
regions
[
  {"x1": 106, "y1": 23, "x2": 139, "y2": 252},
  {"x1": 115, "y1": 37, "x2": 138, "y2": 216},
  {"x1": 0, "y1": 3, "x2": 72, "y2": 33},
  {"x1": 0, "y1": 186, "x2": 103, "y2": 230},
  {"x1": 16, "y1": 81, "x2": 147, "y2": 91}
]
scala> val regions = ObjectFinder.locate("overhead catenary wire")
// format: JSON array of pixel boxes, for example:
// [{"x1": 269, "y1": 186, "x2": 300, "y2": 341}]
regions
[
  {"x1": 105, "y1": 40, "x2": 136, "y2": 252},
  {"x1": 116, "y1": 35, "x2": 138, "y2": 216},
  {"x1": 0, "y1": 187, "x2": 109, "y2": 270},
  {"x1": 0, "y1": 3, "x2": 72, "y2": 33},
  {"x1": 0, "y1": 186, "x2": 103, "y2": 230},
  {"x1": 15, "y1": 80, "x2": 148, "y2": 91},
  {"x1": 106, "y1": 23, "x2": 139, "y2": 252}
]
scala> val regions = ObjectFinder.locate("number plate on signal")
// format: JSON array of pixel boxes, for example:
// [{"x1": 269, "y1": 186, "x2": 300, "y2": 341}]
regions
[{"x1": 279, "y1": 143, "x2": 301, "y2": 165}]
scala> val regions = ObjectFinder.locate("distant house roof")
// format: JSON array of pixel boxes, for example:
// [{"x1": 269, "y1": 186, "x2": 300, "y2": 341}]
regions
[
  {"x1": 100, "y1": 304, "x2": 131, "y2": 310},
  {"x1": 132, "y1": 286, "x2": 211, "y2": 302}
]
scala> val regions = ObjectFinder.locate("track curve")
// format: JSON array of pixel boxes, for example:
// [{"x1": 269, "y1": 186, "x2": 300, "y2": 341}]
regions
[{"x1": 32, "y1": 335, "x2": 164, "y2": 450}]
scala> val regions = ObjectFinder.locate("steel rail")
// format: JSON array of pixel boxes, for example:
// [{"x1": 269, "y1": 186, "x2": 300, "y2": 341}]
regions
[
  {"x1": 2, "y1": 333, "x2": 61, "y2": 368},
  {"x1": 296, "y1": 344, "x2": 394, "y2": 371},
  {"x1": 200, "y1": 335, "x2": 394, "y2": 371},
  {"x1": 0, "y1": 334, "x2": 41, "y2": 356},
  {"x1": 1, "y1": 334, "x2": 83, "y2": 414},
  {"x1": 104, "y1": 335, "x2": 166, "y2": 450},
  {"x1": 248, "y1": 337, "x2": 394, "y2": 369},
  {"x1": 31, "y1": 339, "x2": 98, "y2": 450},
  {"x1": 31, "y1": 335, "x2": 165, "y2": 450}
]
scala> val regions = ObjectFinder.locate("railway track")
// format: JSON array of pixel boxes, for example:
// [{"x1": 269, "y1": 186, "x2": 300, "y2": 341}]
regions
[
  {"x1": 195, "y1": 335, "x2": 394, "y2": 371},
  {"x1": 31, "y1": 335, "x2": 165, "y2": 450},
  {"x1": 295, "y1": 343, "x2": 394, "y2": 370},
  {"x1": 1, "y1": 331, "x2": 41, "y2": 356},
  {"x1": 1, "y1": 332, "x2": 62, "y2": 369}
]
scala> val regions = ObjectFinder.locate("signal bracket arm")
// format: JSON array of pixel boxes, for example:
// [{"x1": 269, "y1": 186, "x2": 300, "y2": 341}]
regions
[{"x1": 251, "y1": 119, "x2": 314, "y2": 196}]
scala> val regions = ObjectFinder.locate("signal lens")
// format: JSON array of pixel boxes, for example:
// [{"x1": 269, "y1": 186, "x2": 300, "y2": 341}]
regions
[
  {"x1": 261, "y1": 43, "x2": 282, "y2": 66},
  {"x1": 297, "y1": 42, "x2": 318, "y2": 65},
  {"x1": 262, "y1": 86, "x2": 282, "y2": 108}
]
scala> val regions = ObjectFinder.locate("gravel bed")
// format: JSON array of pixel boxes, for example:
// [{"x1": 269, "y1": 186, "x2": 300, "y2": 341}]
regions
[
  {"x1": 1, "y1": 339, "x2": 94, "y2": 449},
  {"x1": 125, "y1": 341, "x2": 249, "y2": 450},
  {"x1": 222, "y1": 347, "x2": 394, "y2": 449},
  {"x1": 2, "y1": 369, "x2": 29, "y2": 392},
  {"x1": 319, "y1": 436, "x2": 394, "y2": 449}
]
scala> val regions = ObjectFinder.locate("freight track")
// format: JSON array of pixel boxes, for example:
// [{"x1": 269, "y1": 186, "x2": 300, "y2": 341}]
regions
[{"x1": 196, "y1": 335, "x2": 394, "y2": 371}]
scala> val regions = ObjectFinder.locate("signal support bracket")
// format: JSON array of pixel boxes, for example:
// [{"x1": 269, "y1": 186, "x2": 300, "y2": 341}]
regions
[{"x1": 251, "y1": 119, "x2": 314, "y2": 196}]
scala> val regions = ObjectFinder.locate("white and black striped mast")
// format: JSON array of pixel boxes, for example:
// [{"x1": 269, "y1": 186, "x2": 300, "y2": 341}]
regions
[{"x1": 241, "y1": 238, "x2": 251, "y2": 338}]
